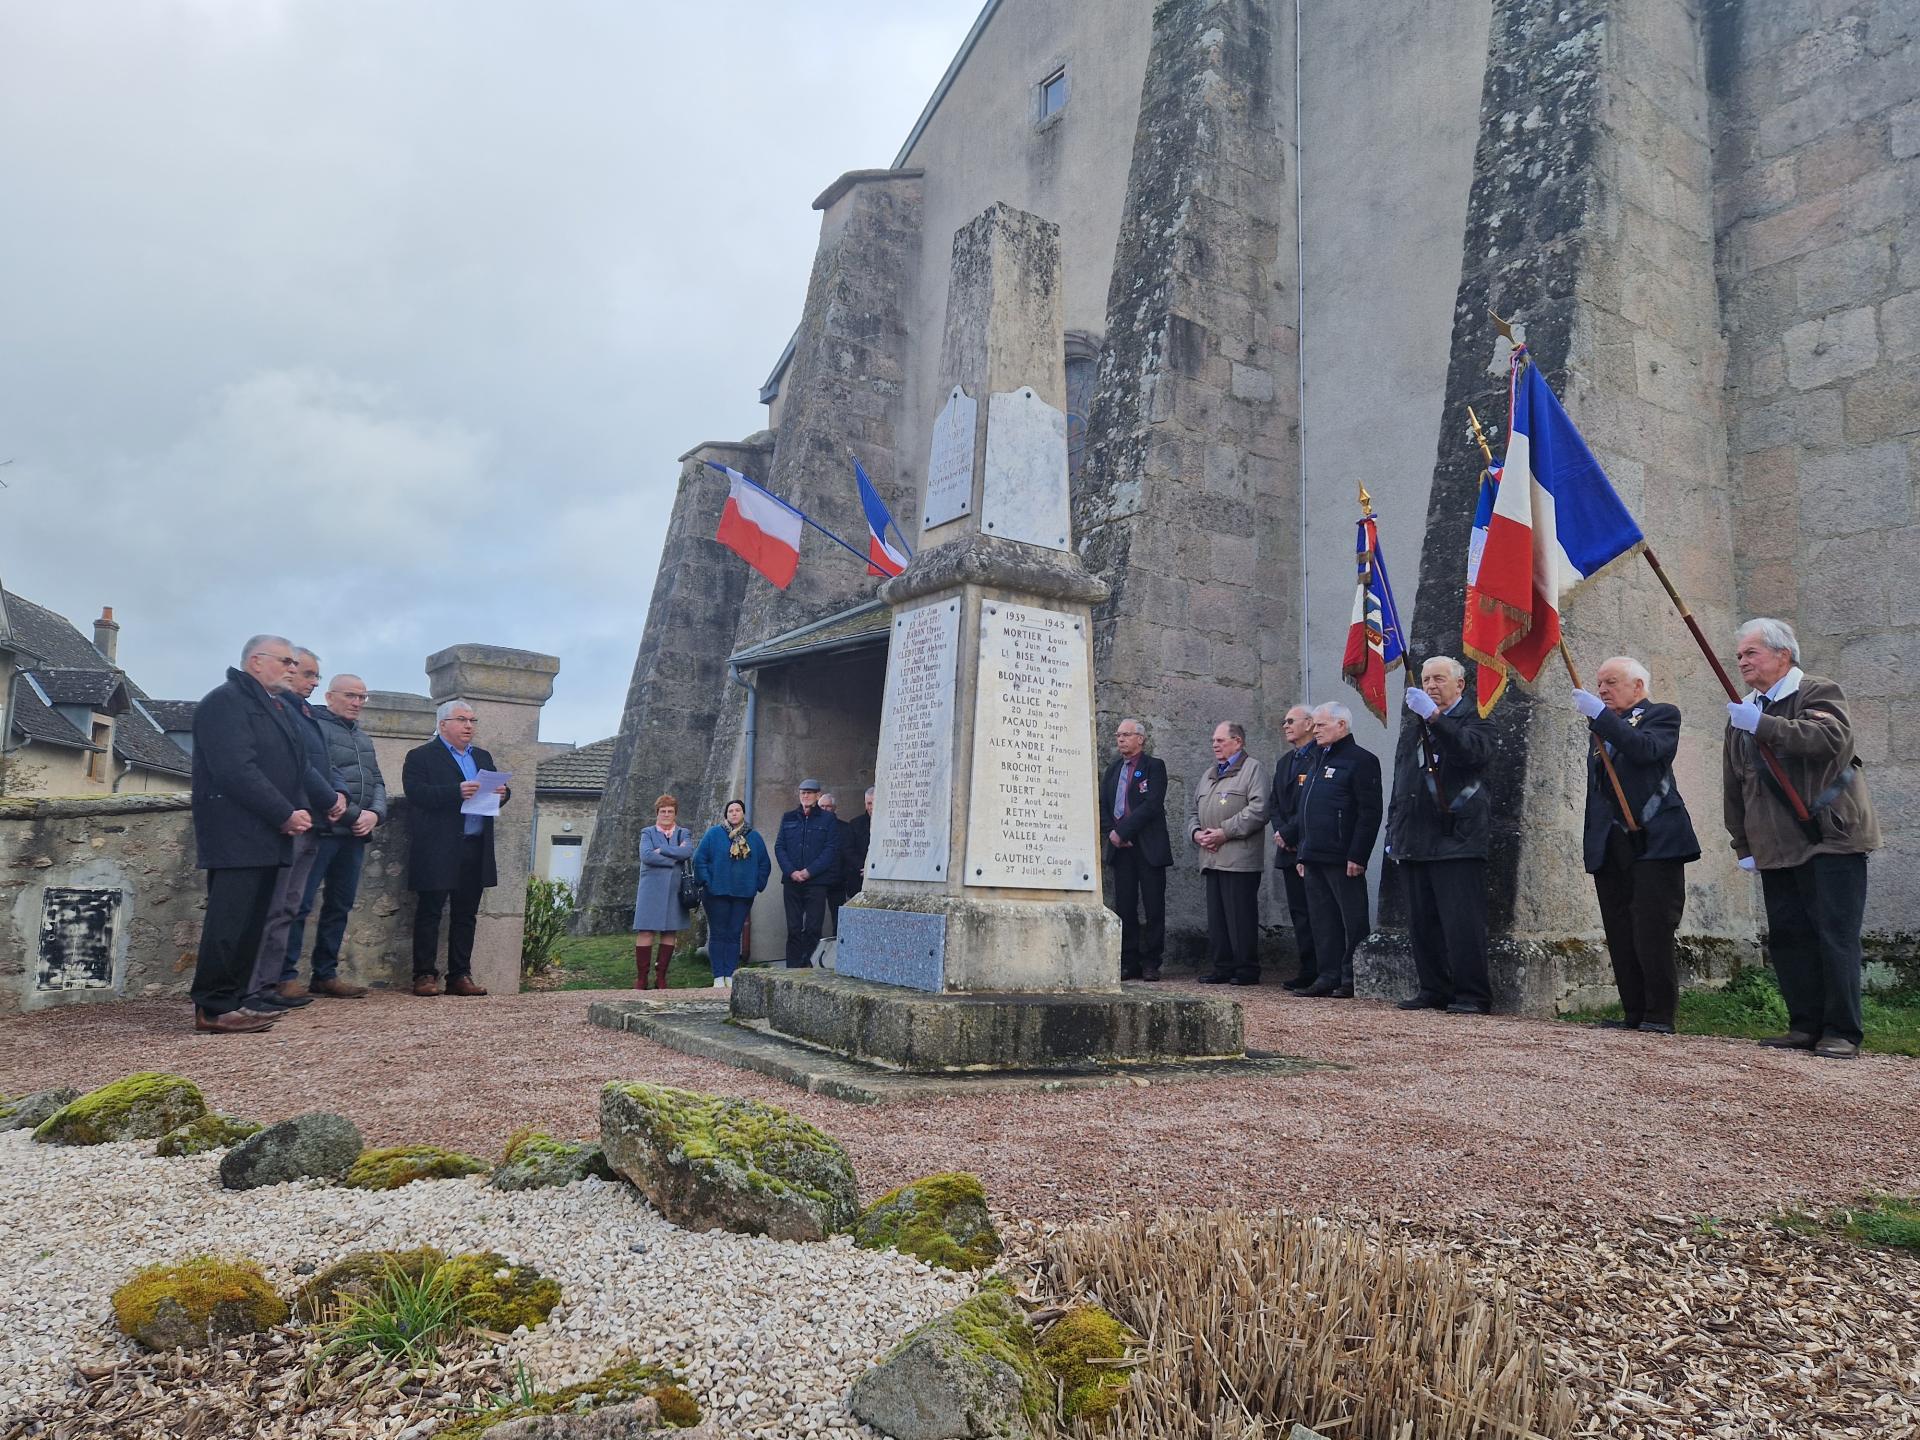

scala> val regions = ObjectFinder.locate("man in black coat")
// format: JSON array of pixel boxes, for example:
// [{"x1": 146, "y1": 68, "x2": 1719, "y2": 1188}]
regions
[
  {"x1": 1390, "y1": 656, "x2": 1498, "y2": 1014},
  {"x1": 1290, "y1": 703, "x2": 1383, "y2": 998},
  {"x1": 187, "y1": 634, "x2": 318, "y2": 1033},
  {"x1": 1099, "y1": 718, "x2": 1172, "y2": 981},
  {"x1": 1572, "y1": 656, "x2": 1701, "y2": 1032},
  {"x1": 774, "y1": 778, "x2": 839, "y2": 968},
  {"x1": 843, "y1": 787, "x2": 875, "y2": 901},
  {"x1": 403, "y1": 700, "x2": 510, "y2": 997},
  {"x1": 1268, "y1": 704, "x2": 1321, "y2": 991}
]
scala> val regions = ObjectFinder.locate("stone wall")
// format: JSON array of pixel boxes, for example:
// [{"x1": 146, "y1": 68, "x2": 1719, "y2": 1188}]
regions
[{"x1": 1710, "y1": 0, "x2": 1919, "y2": 951}]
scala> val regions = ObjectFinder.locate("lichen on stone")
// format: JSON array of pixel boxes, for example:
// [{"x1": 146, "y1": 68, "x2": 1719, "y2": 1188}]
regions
[
  {"x1": 851, "y1": 1280, "x2": 1047, "y2": 1438},
  {"x1": 344, "y1": 1143, "x2": 489, "y2": 1191},
  {"x1": 491, "y1": 1127, "x2": 617, "y2": 1191},
  {"x1": 435, "y1": 1358, "x2": 701, "y2": 1438},
  {"x1": 0, "y1": 1087, "x2": 79, "y2": 1133},
  {"x1": 111, "y1": 1255, "x2": 289, "y2": 1351},
  {"x1": 155, "y1": 1114, "x2": 262, "y2": 1157},
  {"x1": 33, "y1": 1072, "x2": 207, "y2": 1146},
  {"x1": 436, "y1": 1251, "x2": 562, "y2": 1332},
  {"x1": 854, "y1": 1171, "x2": 1003, "y2": 1271},
  {"x1": 1036, "y1": 1303, "x2": 1135, "y2": 1423},
  {"x1": 292, "y1": 1247, "x2": 447, "y2": 1323}
]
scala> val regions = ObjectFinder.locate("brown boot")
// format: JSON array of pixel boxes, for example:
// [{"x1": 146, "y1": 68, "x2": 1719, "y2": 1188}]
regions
[
  {"x1": 636, "y1": 942, "x2": 649, "y2": 990},
  {"x1": 653, "y1": 939, "x2": 674, "y2": 990}
]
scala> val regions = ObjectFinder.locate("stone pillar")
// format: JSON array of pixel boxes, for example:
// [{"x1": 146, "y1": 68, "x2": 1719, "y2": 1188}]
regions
[
  {"x1": 360, "y1": 690, "x2": 436, "y2": 802},
  {"x1": 423, "y1": 644, "x2": 559, "y2": 995},
  {"x1": 838, "y1": 204, "x2": 1121, "y2": 993}
]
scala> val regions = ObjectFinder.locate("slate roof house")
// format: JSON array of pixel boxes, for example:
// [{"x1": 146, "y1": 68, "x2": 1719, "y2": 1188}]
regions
[{"x1": 533, "y1": 736, "x2": 616, "y2": 890}]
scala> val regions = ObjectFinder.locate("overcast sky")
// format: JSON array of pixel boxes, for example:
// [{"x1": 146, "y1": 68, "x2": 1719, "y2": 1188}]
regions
[{"x1": 0, "y1": 1, "x2": 981, "y2": 743}]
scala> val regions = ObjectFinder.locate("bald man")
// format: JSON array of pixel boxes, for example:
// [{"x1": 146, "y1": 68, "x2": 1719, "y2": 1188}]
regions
[{"x1": 1268, "y1": 704, "x2": 1321, "y2": 991}]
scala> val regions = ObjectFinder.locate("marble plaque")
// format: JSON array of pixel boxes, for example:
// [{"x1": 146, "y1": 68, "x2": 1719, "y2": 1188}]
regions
[
  {"x1": 964, "y1": 602, "x2": 1098, "y2": 891},
  {"x1": 923, "y1": 386, "x2": 977, "y2": 531},
  {"x1": 834, "y1": 907, "x2": 947, "y2": 992},
  {"x1": 980, "y1": 387, "x2": 1071, "y2": 552},
  {"x1": 866, "y1": 598, "x2": 961, "y2": 883}
]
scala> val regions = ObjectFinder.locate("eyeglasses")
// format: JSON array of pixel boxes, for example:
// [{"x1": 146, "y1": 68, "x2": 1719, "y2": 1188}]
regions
[
  {"x1": 267, "y1": 656, "x2": 298, "y2": 667},
  {"x1": 335, "y1": 693, "x2": 369, "y2": 702}
]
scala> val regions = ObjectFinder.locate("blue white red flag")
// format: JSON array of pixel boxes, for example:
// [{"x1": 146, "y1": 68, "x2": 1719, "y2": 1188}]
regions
[
  {"x1": 1462, "y1": 350, "x2": 1643, "y2": 689},
  {"x1": 1341, "y1": 513, "x2": 1407, "y2": 723},
  {"x1": 1466, "y1": 459, "x2": 1508, "y2": 716},
  {"x1": 707, "y1": 461, "x2": 803, "y2": 589},
  {"x1": 853, "y1": 456, "x2": 910, "y2": 578}
]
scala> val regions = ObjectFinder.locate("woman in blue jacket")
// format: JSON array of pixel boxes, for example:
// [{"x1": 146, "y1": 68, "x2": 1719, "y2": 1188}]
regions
[{"x1": 693, "y1": 799, "x2": 772, "y2": 987}]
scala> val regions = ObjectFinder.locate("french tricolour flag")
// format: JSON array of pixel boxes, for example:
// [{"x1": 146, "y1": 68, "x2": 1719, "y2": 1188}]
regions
[
  {"x1": 709, "y1": 462, "x2": 803, "y2": 589},
  {"x1": 1462, "y1": 352, "x2": 1643, "y2": 688},
  {"x1": 854, "y1": 456, "x2": 909, "y2": 578},
  {"x1": 1341, "y1": 514, "x2": 1406, "y2": 723}
]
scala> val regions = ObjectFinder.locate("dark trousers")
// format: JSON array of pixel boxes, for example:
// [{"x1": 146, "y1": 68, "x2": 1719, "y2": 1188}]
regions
[
  {"x1": 1277, "y1": 855, "x2": 1317, "y2": 983},
  {"x1": 706, "y1": 895, "x2": 752, "y2": 979},
  {"x1": 825, "y1": 886, "x2": 847, "y2": 937},
  {"x1": 1592, "y1": 828, "x2": 1685, "y2": 1026},
  {"x1": 1204, "y1": 869, "x2": 1262, "y2": 982},
  {"x1": 1761, "y1": 851, "x2": 1868, "y2": 1045},
  {"x1": 413, "y1": 838, "x2": 485, "y2": 979},
  {"x1": 1109, "y1": 847, "x2": 1167, "y2": 977},
  {"x1": 783, "y1": 883, "x2": 827, "y2": 967},
  {"x1": 1300, "y1": 861, "x2": 1368, "y2": 987},
  {"x1": 191, "y1": 865, "x2": 282, "y2": 1016},
  {"x1": 286, "y1": 834, "x2": 367, "y2": 983},
  {"x1": 1402, "y1": 858, "x2": 1490, "y2": 1008}
]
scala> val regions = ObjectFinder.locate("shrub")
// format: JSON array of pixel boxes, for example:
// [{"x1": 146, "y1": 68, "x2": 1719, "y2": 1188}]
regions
[{"x1": 523, "y1": 876, "x2": 576, "y2": 976}]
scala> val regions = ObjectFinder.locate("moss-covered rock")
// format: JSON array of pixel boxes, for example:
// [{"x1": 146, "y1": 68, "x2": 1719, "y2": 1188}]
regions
[
  {"x1": 291, "y1": 1246, "x2": 447, "y2": 1323},
  {"x1": 491, "y1": 1128, "x2": 618, "y2": 1192},
  {"x1": 111, "y1": 1255, "x2": 289, "y2": 1351},
  {"x1": 437, "y1": 1251, "x2": 561, "y2": 1332},
  {"x1": 344, "y1": 1143, "x2": 490, "y2": 1190},
  {"x1": 219, "y1": 1111, "x2": 363, "y2": 1189},
  {"x1": 0, "y1": 1087, "x2": 80, "y2": 1132},
  {"x1": 436, "y1": 1358, "x2": 702, "y2": 1439},
  {"x1": 855, "y1": 1172, "x2": 1003, "y2": 1271},
  {"x1": 33, "y1": 1073, "x2": 206, "y2": 1146},
  {"x1": 850, "y1": 1282, "x2": 1045, "y2": 1439},
  {"x1": 599, "y1": 1082, "x2": 858, "y2": 1241},
  {"x1": 155, "y1": 1114, "x2": 262, "y2": 1157},
  {"x1": 1036, "y1": 1304, "x2": 1135, "y2": 1423}
]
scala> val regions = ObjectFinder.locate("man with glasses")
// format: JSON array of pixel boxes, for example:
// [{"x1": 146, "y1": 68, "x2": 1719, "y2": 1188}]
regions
[
  {"x1": 404, "y1": 700, "x2": 510, "y2": 996},
  {"x1": 282, "y1": 672, "x2": 388, "y2": 999}
]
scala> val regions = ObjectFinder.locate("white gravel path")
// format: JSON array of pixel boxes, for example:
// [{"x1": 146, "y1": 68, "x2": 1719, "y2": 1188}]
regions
[{"x1": 0, "y1": 1129, "x2": 972, "y2": 1436}]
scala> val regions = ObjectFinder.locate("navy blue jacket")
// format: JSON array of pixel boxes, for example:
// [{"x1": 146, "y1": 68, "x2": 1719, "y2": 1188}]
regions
[
  {"x1": 289, "y1": 698, "x2": 348, "y2": 817},
  {"x1": 190, "y1": 668, "x2": 307, "y2": 870},
  {"x1": 1582, "y1": 700, "x2": 1702, "y2": 872},
  {"x1": 1387, "y1": 700, "x2": 1496, "y2": 862},
  {"x1": 774, "y1": 804, "x2": 840, "y2": 887},
  {"x1": 1293, "y1": 734, "x2": 1384, "y2": 867},
  {"x1": 1268, "y1": 742, "x2": 1317, "y2": 861},
  {"x1": 1099, "y1": 754, "x2": 1172, "y2": 868},
  {"x1": 695, "y1": 825, "x2": 773, "y2": 899}
]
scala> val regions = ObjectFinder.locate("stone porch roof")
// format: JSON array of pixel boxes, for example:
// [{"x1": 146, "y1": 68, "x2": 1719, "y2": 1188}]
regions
[{"x1": 728, "y1": 598, "x2": 892, "y2": 671}]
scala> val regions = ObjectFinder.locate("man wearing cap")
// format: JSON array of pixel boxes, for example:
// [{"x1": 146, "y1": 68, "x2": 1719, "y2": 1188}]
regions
[{"x1": 774, "y1": 778, "x2": 841, "y2": 969}]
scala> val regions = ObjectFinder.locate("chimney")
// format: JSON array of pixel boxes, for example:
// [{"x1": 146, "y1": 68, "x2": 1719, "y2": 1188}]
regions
[{"x1": 94, "y1": 606, "x2": 119, "y2": 664}]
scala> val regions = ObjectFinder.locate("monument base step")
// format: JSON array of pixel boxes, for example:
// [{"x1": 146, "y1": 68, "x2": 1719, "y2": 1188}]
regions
[{"x1": 585, "y1": 996, "x2": 1323, "y2": 1105}]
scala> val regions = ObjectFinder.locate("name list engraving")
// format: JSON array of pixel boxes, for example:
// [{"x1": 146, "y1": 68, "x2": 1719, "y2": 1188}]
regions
[
  {"x1": 922, "y1": 386, "x2": 977, "y2": 531},
  {"x1": 866, "y1": 599, "x2": 961, "y2": 883},
  {"x1": 964, "y1": 602, "x2": 1097, "y2": 891}
]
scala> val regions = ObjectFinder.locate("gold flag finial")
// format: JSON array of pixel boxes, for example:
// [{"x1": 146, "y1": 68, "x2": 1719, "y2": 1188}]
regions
[
  {"x1": 1488, "y1": 308, "x2": 1516, "y2": 342},
  {"x1": 1357, "y1": 482, "x2": 1374, "y2": 517},
  {"x1": 1466, "y1": 405, "x2": 1496, "y2": 467}
]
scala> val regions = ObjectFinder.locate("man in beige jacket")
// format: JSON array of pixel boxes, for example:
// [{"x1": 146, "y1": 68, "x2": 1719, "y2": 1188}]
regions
[{"x1": 1190, "y1": 722, "x2": 1269, "y2": 985}]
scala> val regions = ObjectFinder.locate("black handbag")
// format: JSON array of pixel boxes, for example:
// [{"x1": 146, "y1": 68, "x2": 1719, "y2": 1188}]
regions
[{"x1": 677, "y1": 859, "x2": 706, "y2": 914}]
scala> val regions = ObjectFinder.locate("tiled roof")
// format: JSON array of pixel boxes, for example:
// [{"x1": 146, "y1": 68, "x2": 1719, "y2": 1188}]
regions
[
  {"x1": 141, "y1": 699, "x2": 198, "y2": 732},
  {"x1": 115, "y1": 699, "x2": 193, "y2": 776},
  {"x1": 0, "y1": 591, "x2": 110, "y2": 670},
  {"x1": 537, "y1": 737, "x2": 617, "y2": 793},
  {"x1": 730, "y1": 598, "x2": 892, "y2": 669},
  {"x1": 10, "y1": 685, "x2": 93, "y2": 749},
  {"x1": 32, "y1": 667, "x2": 129, "y2": 710}
]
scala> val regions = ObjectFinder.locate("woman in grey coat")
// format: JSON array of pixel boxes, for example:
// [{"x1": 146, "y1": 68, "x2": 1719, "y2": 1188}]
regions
[{"x1": 632, "y1": 794, "x2": 695, "y2": 989}]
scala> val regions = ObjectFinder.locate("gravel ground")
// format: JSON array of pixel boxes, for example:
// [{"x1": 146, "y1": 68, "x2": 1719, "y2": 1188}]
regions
[
  {"x1": 2, "y1": 985, "x2": 1914, "y2": 1226},
  {"x1": 0, "y1": 1128, "x2": 970, "y2": 1434}
]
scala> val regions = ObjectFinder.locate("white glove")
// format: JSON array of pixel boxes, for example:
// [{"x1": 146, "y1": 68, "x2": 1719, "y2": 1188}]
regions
[
  {"x1": 1737, "y1": 855, "x2": 1756, "y2": 872},
  {"x1": 1727, "y1": 699, "x2": 1762, "y2": 733},
  {"x1": 1405, "y1": 688, "x2": 1438, "y2": 720},
  {"x1": 1571, "y1": 688, "x2": 1605, "y2": 720}
]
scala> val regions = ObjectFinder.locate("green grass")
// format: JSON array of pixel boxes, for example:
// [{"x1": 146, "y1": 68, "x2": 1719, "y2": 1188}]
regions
[
  {"x1": 546, "y1": 932, "x2": 732, "y2": 991},
  {"x1": 1776, "y1": 1195, "x2": 1920, "y2": 1254},
  {"x1": 318, "y1": 1260, "x2": 469, "y2": 1367},
  {"x1": 1565, "y1": 965, "x2": 1920, "y2": 1056}
]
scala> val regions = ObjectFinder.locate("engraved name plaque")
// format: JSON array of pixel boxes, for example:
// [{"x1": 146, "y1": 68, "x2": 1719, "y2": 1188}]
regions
[
  {"x1": 923, "y1": 386, "x2": 977, "y2": 531},
  {"x1": 865, "y1": 598, "x2": 962, "y2": 882},
  {"x1": 980, "y1": 387, "x2": 1071, "y2": 551}
]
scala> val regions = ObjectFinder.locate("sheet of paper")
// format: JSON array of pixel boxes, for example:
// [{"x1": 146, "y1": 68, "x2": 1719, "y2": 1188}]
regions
[{"x1": 460, "y1": 769, "x2": 513, "y2": 816}]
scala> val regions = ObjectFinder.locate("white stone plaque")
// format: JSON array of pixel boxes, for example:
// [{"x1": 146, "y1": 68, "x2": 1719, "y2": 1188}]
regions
[
  {"x1": 922, "y1": 386, "x2": 977, "y2": 531},
  {"x1": 980, "y1": 387, "x2": 1071, "y2": 552},
  {"x1": 866, "y1": 599, "x2": 962, "y2": 883},
  {"x1": 964, "y1": 602, "x2": 1098, "y2": 891}
]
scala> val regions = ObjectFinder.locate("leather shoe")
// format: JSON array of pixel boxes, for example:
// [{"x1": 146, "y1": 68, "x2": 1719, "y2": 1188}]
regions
[
  {"x1": 1397, "y1": 994, "x2": 1446, "y2": 1011},
  {"x1": 276, "y1": 981, "x2": 309, "y2": 999},
  {"x1": 246, "y1": 991, "x2": 308, "y2": 1010},
  {"x1": 195, "y1": 1007, "x2": 274, "y2": 1034},
  {"x1": 1597, "y1": 1019, "x2": 1637, "y2": 1029},
  {"x1": 1813, "y1": 1035, "x2": 1860, "y2": 1060},
  {"x1": 1757, "y1": 1031, "x2": 1815, "y2": 1049},
  {"x1": 1229, "y1": 976, "x2": 1259, "y2": 986},
  {"x1": 1282, "y1": 977, "x2": 1313, "y2": 992},
  {"x1": 446, "y1": 975, "x2": 489, "y2": 997},
  {"x1": 1445, "y1": 1001, "x2": 1491, "y2": 1015},
  {"x1": 1301, "y1": 977, "x2": 1341, "y2": 997},
  {"x1": 310, "y1": 977, "x2": 369, "y2": 999},
  {"x1": 1638, "y1": 1022, "x2": 1676, "y2": 1034},
  {"x1": 1196, "y1": 973, "x2": 1233, "y2": 984},
  {"x1": 412, "y1": 975, "x2": 442, "y2": 997},
  {"x1": 269, "y1": 987, "x2": 315, "y2": 1008},
  {"x1": 1329, "y1": 984, "x2": 1355, "y2": 998}
]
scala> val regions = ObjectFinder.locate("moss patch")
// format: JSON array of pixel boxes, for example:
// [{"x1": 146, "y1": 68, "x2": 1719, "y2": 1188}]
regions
[
  {"x1": 855, "y1": 1172, "x2": 1002, "y2": 1270},
  {"x1": 437, "y1": 1358, "x2": 701, "y2": 1438},
  {"x1": 945, "y1": 1282, "x2": 1048, "y2": 1425},
  {"x1": 437, "y1": 1252, "x2": 561, "y2": 1332},
  {"x1": 112, "y1": 1255, "x2": 288, "y2": 1351},
  {"x1": 491, "y1": 1128, "x2": 616, "y2": 1191},
  {"x1": 344, "y1": 1144, "x2": 489, "y2": 1191},
  {"x1": 155, "y1": 1114, "x2": 262, "y2": 1157},
  {"x1": 293, "y1": 1247, "x2": 448, "y2": 1323},
  {"x1": 34, "y1": 1072, "x2": 207, "y2": 1145},
  {"x1": 1036, "y1": 1304, "x2": 1135, "y2": 1422}
]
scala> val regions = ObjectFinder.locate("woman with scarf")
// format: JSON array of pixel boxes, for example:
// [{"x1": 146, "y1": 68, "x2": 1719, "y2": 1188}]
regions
[{"x1": 693, "y1": 799, "x2": 772, "y2": 988}]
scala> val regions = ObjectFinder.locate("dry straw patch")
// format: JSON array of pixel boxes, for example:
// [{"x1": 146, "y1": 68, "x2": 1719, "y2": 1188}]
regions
[{"x1": 1035, "y1": 1208, "x2": 1576, "y2": 1440}]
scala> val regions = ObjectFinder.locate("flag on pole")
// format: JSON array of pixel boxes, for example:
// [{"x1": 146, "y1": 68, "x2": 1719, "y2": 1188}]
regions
[
  {"x1": 1465, "y1": 459, "x2": 1509, "y2": 717},
  {"x1": 708, "y1": 461, "x2": 804, "y2": 589},
  {"x1": 1462, "y1": 351, "x2": 1644, "y2": 687},
  {"x1": 853, "y1": 456, "x2": 910, "y2": 578},
  {"x1": 1341, "y1": 508, "x2": 1407, "y2": 723}
]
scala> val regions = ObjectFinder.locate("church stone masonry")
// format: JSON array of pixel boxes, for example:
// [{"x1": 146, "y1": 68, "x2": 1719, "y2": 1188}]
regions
[{"x1": 579, "y1": 0, "x2": 1920, "y2": 1007}]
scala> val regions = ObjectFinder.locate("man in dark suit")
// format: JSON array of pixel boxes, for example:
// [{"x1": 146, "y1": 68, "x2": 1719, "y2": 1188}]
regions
[
  {"x1": 774, "y1": 778, "x2": 839, "y2": 967},
  {"x1": 844, "y1": 788, "x2": 875, "y2": 900},
  {"x1": 1390, "y1": 656, "x2": 1497, "y2": 1014},
  {"x1": 187, "y1": 634, "x2": 319, "y2": 1033},
  {"x1": 403, "y1": 699, "x2": 510, "y2": 997},
  {"x1": 1268, "y1": 704, "x2": 1320, "y2": 992},
  {"x1": 1291, "y1": 703, "x2": 1382, "y2": 998},
  {"x1": 1100, "y1": 718, "x2": 1172, "y2": 981},
  {"x1": 1572, "y1": 656, "x2": 1701, "y2": 1033}
]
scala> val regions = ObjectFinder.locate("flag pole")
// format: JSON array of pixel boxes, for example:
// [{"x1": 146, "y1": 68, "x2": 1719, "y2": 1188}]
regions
[{"x1": 1467, "y1": 398, "x2": 1639, "y2": 832}]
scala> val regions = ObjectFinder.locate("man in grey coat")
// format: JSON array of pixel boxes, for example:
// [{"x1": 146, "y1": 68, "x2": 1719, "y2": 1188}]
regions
[{"x1": 1190, "y1": 722, "x2": 1269, "y2": 986}]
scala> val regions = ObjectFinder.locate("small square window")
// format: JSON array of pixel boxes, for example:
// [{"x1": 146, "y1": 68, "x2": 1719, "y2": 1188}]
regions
[{"x1": 1039, "y1": 67, "x2": 1068, "y2": 120}]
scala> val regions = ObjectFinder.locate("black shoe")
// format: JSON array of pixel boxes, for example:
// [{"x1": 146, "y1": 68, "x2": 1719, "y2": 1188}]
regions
[
  {"x1": 1597, "y1": 1019, "x2": 1637, "y2": 1030},
  {"x1": 1445, "y1": 1001, "x2": 1490, "y2": 1015},
  {"x1": 1196, "y1": 973, "x2": 1233, "y2": 984},
  {"x1": 1142, "y1": 969, "x2": 1162, "y2": 982},
  {"x1": 245, "y1": 991, "x2": 304, "y2": 1010},
  {"x1": 1302, "y1": 977, "x2": 1341, "y2": 997},
  {"x1": 1229, "y1": 976, "x2": 1259, "y2": 986},
  {"x1": 1758, "y1": 1031, "x2": 1816, "y2": 1049},
  {"x1": 1282, "y1": 978, "x2": 1313, "y2": 993},
  {"x1": 1397, "y1": 994, "x2": 1445, "y2": 1011},
  {"x1": 1330, "y1": 984, "x2": 1355, "y2": 998},
  {"x1": 1639, "y1": 1022, "x2": 1675, "y2": 1034}
]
